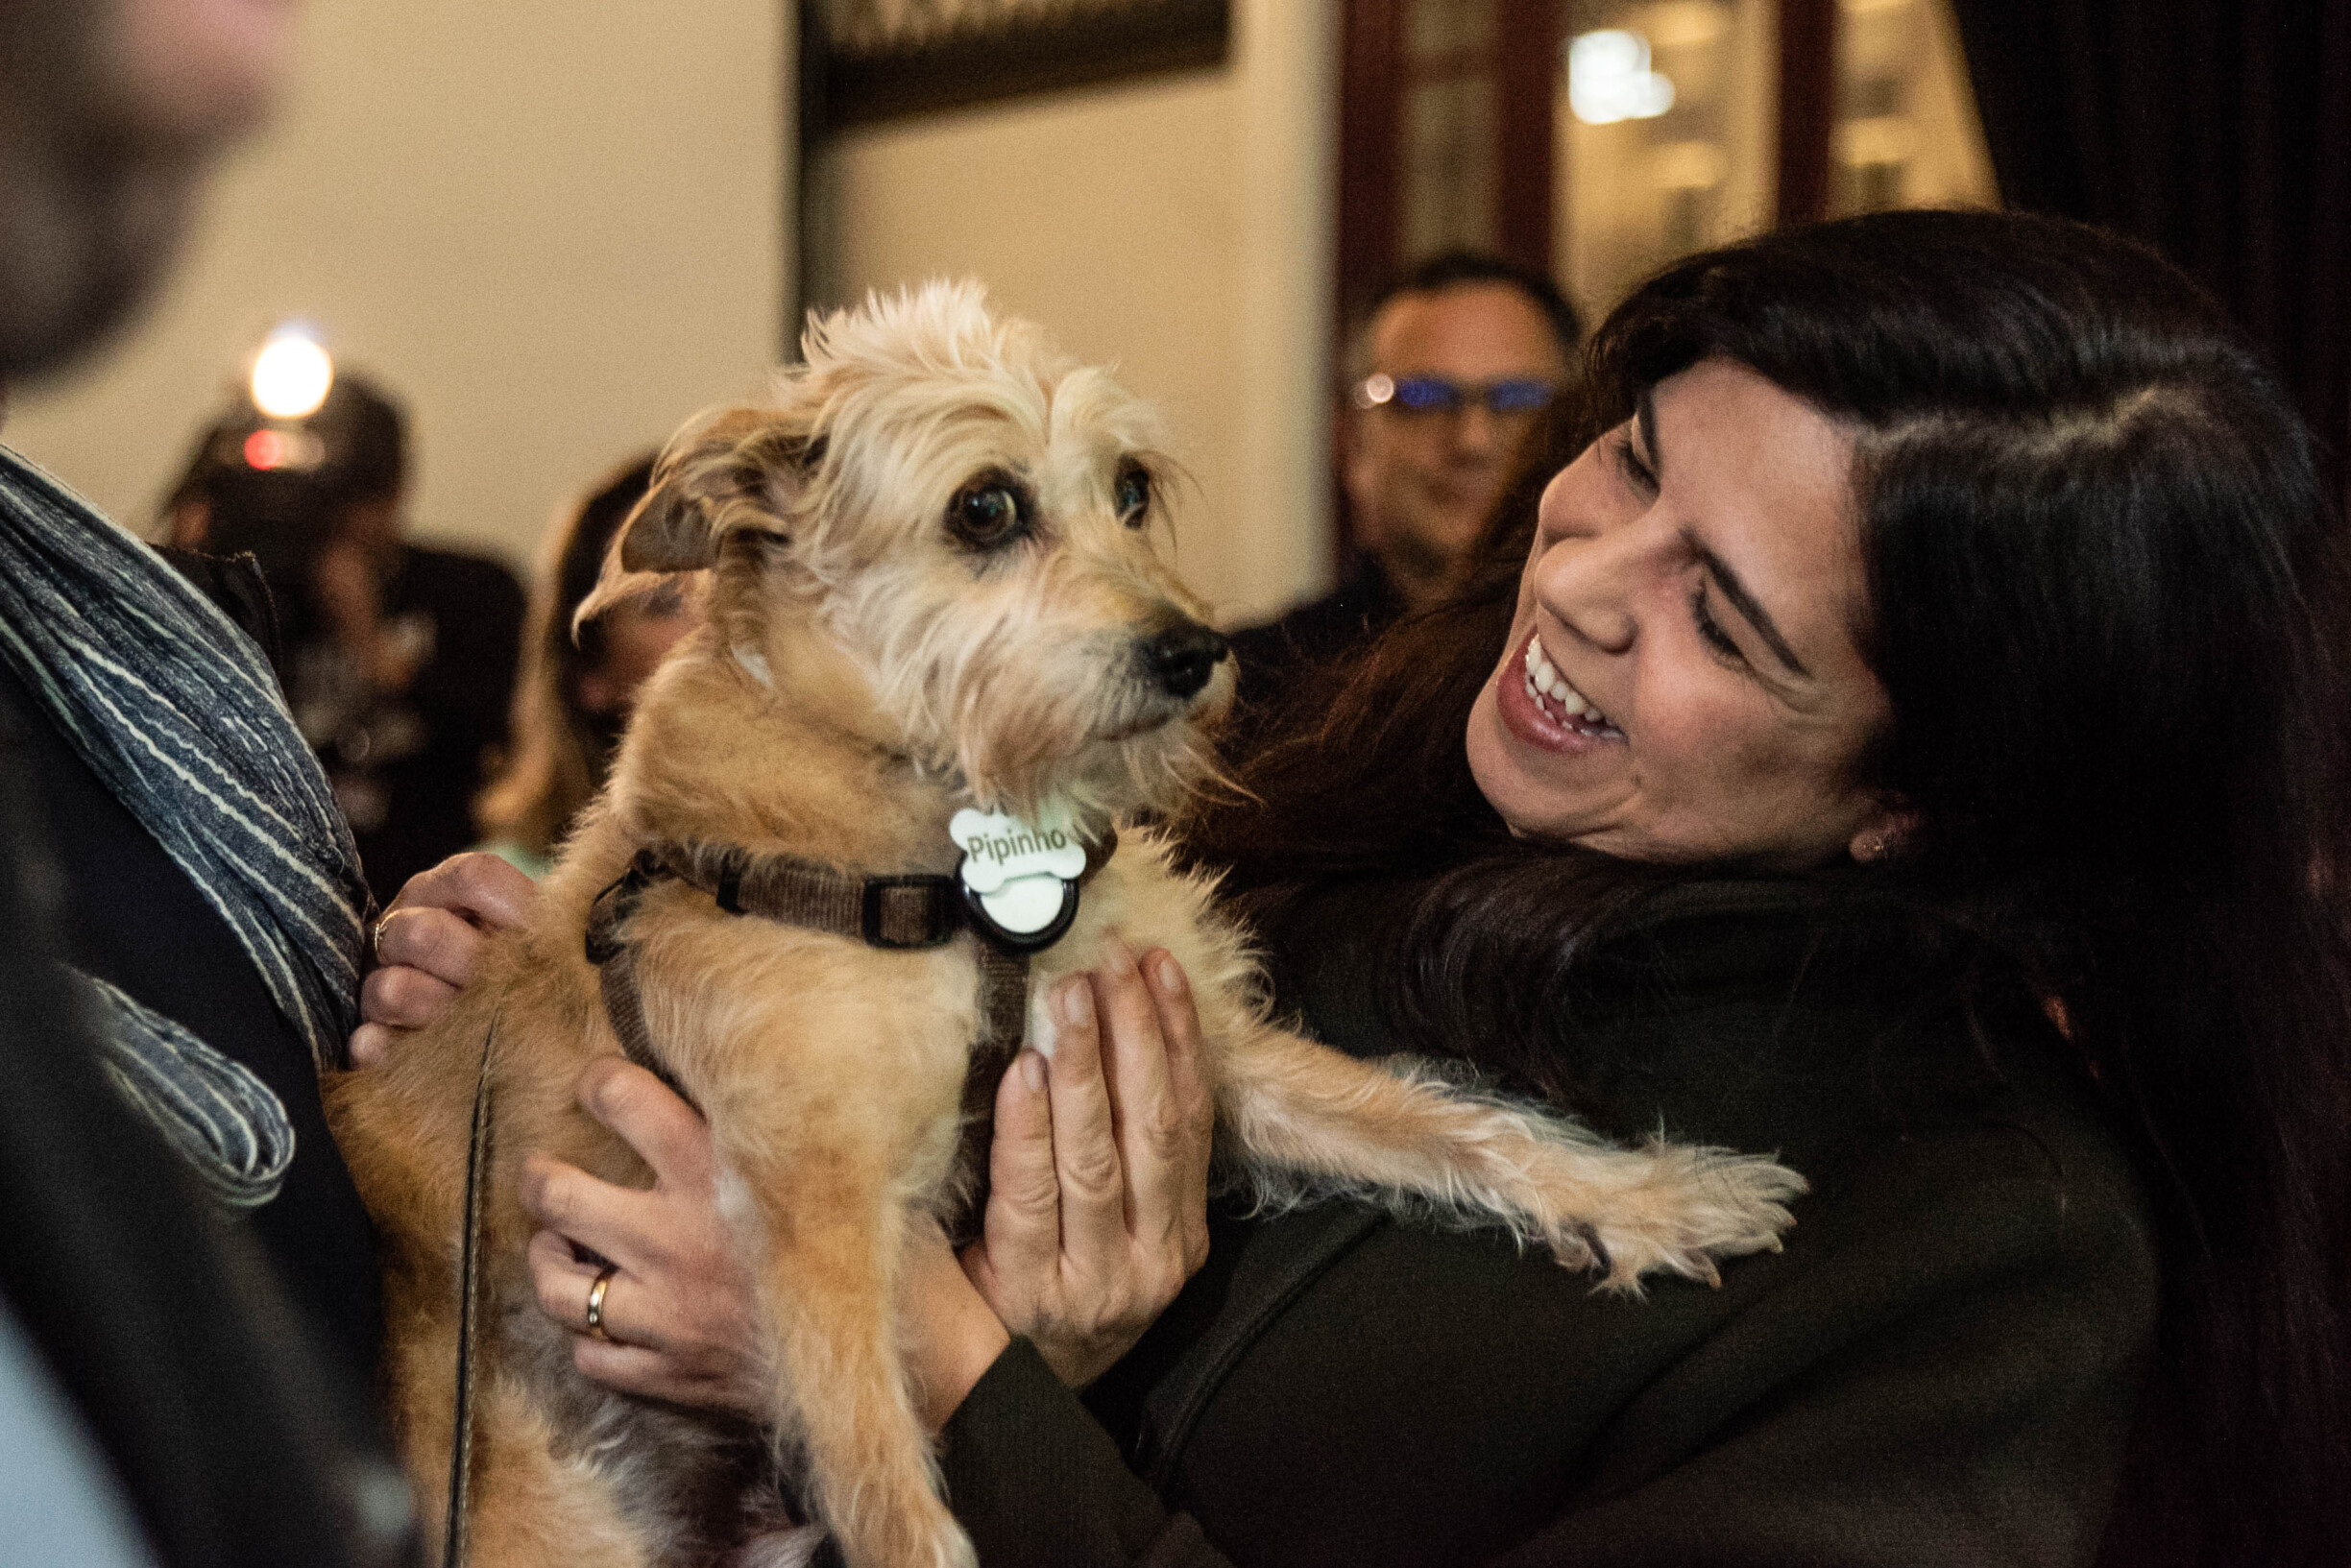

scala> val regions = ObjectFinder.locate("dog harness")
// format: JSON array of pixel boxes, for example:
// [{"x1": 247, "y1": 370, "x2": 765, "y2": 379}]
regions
[{"x1": 581, "y1": 832, "x2": 1118, "y2": 1106}]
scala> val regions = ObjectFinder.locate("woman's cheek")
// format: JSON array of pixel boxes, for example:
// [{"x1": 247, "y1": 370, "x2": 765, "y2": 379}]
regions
[{"x1": 1634, "y1": 678, "x2": 1752, "y2": 804}]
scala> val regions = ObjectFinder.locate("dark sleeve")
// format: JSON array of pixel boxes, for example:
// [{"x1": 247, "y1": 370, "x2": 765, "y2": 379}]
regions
[
  {"x1": 1491, "y1": 1137, "x2": 2157, "y2": 1568},
  {"x1": 939, "y1": 1339, "x2": 1234, "y2": 1568},
  {"x1": 158, "y1": 545, "x2": 285, "y2": 681},
  {"x1": 412, "y1": 553, "x2": 525, "y2": 750}
]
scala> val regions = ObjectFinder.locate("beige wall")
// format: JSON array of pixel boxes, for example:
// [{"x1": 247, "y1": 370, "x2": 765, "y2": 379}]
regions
[
  {"x1": 1, "y1": 0, "x2": 788, "y2": 571},
  {"x1": 815, "y1": 0, "x2": 1337, "y2": 628}
]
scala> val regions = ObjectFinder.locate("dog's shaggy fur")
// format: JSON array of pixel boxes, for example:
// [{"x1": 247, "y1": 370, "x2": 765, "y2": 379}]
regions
[{"x1": 327, "y1": 283, "x2": 1806, "y2": 1568}]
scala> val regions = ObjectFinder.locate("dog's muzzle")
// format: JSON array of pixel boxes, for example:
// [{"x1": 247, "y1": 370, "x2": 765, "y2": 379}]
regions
[{"x1": 1137, "y1": 621, "x2": 1231, "y2": 700}]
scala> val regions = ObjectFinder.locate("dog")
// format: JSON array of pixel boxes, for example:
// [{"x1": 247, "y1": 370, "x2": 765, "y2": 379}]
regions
[{"x1": 327, "y1": 282, "x2": 1806, "y2": 1568}]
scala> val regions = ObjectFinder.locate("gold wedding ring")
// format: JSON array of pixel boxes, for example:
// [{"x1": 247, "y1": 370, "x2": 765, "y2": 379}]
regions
[
  {"x1": 369, "y1": 912, "x2": 393, "y2": 966},
  {"x1": 584, "y1": 1264, "x2": 618, "y2": 1342}
]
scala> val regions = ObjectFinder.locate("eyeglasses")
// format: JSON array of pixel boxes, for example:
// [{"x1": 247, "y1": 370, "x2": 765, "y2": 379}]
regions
[{"x1": 1352, "y1": 373, "x2": 1561, "y2": 419}]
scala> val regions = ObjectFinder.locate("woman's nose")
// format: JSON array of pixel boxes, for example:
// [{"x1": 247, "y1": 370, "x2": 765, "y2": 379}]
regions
[{"x1": 1537, "y1": 526, "x2": 1641, "y2": 654}]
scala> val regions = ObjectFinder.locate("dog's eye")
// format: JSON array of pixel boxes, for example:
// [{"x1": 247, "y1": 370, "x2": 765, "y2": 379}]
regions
[
  {"x1": 1114, "y1": 462, "x2": 1152, "y2": 527},
  {"x1": 948, "y1": 475, "x2": 1030, "y2": 549}
]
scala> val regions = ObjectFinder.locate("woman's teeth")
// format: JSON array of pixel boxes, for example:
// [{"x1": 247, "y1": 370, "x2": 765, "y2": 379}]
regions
[{"x1": 1523, "y1": 633, "x2": 1613, "y2": 730}]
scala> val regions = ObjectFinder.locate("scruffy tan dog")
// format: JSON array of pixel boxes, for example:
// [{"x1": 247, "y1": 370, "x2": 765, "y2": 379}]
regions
[{"x1": 327, "y1": 282, "x2": 1805, "y2": 1568}]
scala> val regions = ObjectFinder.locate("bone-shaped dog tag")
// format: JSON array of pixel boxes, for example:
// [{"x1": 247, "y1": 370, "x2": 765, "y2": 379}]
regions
[{"x1": 951, "y1": 804, "x2": 1086, "y2": 950}]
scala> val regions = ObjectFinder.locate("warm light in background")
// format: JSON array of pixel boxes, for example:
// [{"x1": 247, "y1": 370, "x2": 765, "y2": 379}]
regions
[
  {"x1": 1568, "y1": 30, "x2": 1675, "y2": 126},
  {"x1": 249, "y1": 326, "x2": 334, "y2": 420},
  {"x1": 242, "y1": 428, "x2": 287, "y2": 470}
]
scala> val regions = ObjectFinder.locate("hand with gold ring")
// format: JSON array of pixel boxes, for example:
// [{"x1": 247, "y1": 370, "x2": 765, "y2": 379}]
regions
[
  {"x1": 350, "y1": 852, "x2": 540, "y2": 1067},
  {"x1": 520, "y1": 1057, "x2": 770, "y2": 1417},
  {"x1": 584, "y1": 1263, "x2": 619, "y2": 1343}
]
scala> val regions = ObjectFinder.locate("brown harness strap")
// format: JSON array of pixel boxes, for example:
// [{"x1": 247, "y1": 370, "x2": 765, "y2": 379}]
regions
[
  {"x1": 594, "y1": 946, "x2": 691, "y2": 1103},
  {"x1": 966, "y1": 938, "x2": 1032, "y2": 1119},
  {"x1": 581, "y1": 832, "x2": 1115, "y2": 1093}
]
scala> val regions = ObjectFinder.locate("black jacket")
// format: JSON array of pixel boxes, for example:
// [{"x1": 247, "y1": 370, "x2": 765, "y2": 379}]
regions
[
  {"x1": 935, "y1": 878, "x2": 2158, "y2": 1567},
  {"x1": 0, "y1": 546, "x2": 405, "y2": 1566}
]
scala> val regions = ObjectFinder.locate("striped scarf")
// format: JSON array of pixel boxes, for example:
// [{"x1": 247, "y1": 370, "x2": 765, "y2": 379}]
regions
[{"x1": 0, "y1": 446, "x2": 370, "y2": 1206}]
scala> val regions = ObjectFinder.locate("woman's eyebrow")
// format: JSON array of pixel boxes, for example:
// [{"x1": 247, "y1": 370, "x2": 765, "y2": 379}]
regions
[{"x1": 1683, "y1": 529, "x2": 1813, "y2": 679}]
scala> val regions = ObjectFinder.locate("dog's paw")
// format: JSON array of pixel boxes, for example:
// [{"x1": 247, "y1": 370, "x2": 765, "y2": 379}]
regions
[
  {"x1": 828, "y1": 1491, "x2": 976, "y2": 1568},
  {"x1": 1556, "y1": 1144, "x2": 1806, "y2": 1291}
]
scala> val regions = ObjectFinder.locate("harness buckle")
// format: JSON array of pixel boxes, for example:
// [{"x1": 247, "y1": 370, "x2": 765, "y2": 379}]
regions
[{"x1": 861, "y1": 876, "x2": 957, "y2": 950}]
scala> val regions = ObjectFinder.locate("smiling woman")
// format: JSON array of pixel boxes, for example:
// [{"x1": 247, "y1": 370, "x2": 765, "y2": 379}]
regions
[
  {"x1": 1162, "y1": 207, "x2": 2351, "y2": 1568},
  {"x1": 1465, "y1": 358, "x2": 1895, "y2": 865}
]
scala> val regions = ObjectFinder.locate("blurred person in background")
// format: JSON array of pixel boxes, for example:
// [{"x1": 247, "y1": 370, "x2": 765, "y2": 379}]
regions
[
  {"x1": 1229, "y1": 251, "x2": 1579, "y2": 714},
  {"x1": 475, "y1": 451, "x2": 699, "y2": 878},
  {"x1": 0, "y1": 0, "x2": 418, "y2": 1562},
  {"x1": 166, "y1": 371, "x2": 526, "y2": 895}
]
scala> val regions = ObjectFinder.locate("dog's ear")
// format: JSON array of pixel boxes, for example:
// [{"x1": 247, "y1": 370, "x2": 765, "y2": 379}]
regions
[
  {"x1": 576, "y1": 409, "x2": 812, "y2": 631},
  {"x1": 621, "y1": 408, "x2": 811, "y2": 572}
]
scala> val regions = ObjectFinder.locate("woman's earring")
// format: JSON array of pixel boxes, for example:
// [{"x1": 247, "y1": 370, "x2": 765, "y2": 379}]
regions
[
  {"x1": 1852, "y1": 809, "x2": 1918, "y2": 864},
  {"x1": 1843, "y1": 827, "x2": 1899, "y2": 864}
]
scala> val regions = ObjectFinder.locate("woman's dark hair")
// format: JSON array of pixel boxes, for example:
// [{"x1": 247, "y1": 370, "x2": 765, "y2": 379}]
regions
[
  {"x1": 474, "y1": 453, "x2": 658, "y2": 858},
  {"x1": 1192, "y1": 209, "x2": 2351, "y2": 1566}
]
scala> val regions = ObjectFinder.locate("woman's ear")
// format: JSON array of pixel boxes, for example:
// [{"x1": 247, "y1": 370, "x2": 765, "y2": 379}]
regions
[
  {"x1": 1849, "y1": 805, "x2": 1924, "y2": 864},
  {"x1": 575, "y1": 408, "x2": 809, "y2": 635}
]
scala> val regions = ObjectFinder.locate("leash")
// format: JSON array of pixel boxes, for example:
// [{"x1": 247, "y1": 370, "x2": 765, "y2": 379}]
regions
[{"x1": 445, "y1": 1005, "x2": 500, "y2": 1568}]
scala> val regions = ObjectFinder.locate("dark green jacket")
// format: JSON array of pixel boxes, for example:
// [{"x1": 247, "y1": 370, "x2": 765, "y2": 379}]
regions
[{"x1": 937, "y1": 879, "x2": 2159, "y2": 1567}]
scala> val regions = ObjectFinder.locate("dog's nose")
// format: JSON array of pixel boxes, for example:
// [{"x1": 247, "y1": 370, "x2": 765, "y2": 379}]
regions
[{"x1": 1140, "y1": 622, "x2": 1231, "y2": 700}]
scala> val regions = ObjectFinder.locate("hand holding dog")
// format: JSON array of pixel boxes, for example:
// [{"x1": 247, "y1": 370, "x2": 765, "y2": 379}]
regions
[
  {"x1": 957, "y1": 937, "x2": 1216, "y2": 1390},
  {"x1": 351, "y1": 852, "x2": 539, "y2": 1065},
  {"x1": 519, "y1": 1059, "x2": 775, "y2": 1416},
  {"x1": 352, "y1": 856, "x2": 1217, "y2": 1420},
  {"x1": 511, "y1": 937, "x2": 1215, "y2": 1428}
]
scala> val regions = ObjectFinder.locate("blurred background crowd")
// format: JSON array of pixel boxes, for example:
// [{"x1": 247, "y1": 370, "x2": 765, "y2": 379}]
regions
[{"x1": 4, "y1": 0, "x2": 2339, "y2": 893}]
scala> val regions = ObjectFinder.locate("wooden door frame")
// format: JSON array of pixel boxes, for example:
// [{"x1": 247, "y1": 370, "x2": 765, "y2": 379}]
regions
[{"x1": 1334, "y1": 0, "x2": 1840, "y2": 324}]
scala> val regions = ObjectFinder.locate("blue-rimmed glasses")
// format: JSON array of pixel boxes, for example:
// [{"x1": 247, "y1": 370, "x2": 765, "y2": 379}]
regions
[{"x1": 1353, "y1": 373, "x2": 1561, "y2": 418}]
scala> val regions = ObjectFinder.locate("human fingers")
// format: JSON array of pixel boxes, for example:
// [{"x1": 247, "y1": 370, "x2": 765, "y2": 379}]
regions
[
  {"x1": 536, "y1": 1229, "x2": 764, "y2": 1418},
  {"x1": 357, "y1": 959, "x2": 457, "y2": 1031},
  {"x1": 346, "y1": 1021, "x2": 398, "y2": 1068},
  {"x1": 517, "y1": 1150, "x2": 661, "y2": 1281},
  {"x1": 573, "y1": 1057, "x2": 715, "y2": 1194},
  {"x1": 1041, "y1": 970, "x2": 1127, "y2": 1263},
  {"x1": 371, "y1": 905, "x2": 483, "y2": 988},
  {"x1": 1144, "y1": 950, "x2": 1216, "y2": 1275},
  {"x1": 966, "y1": 1049, "x2": 1056, "y2": 1306},
  {"x1": 354, "y1": 856, "x2": 537, "y2": 1049},
  {"x1": 570, "y1": 1336, "x2": 762, "y2": 1415},
  {"x1": 528, "y1": 1227, "x2": 635, "y2": 1343},
  {"x1": 381, "y1": 851, "x2": 539, "y2": 931},
  {"x1": 528, "y1": 1218, "x2": 769, "y2": 1418},
  {"x1": 1090, "y1": 936, "x2": 1180, "y2": 1232}
]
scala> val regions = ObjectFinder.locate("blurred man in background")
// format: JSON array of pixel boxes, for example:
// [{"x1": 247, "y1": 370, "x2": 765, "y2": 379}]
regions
[
  {"x1": 0, "y1": 1, "x2": 407, "y2": 1563},
  {"x1": 1230, "y1": 252, "x2": 1579, "y2": 712},
  {"x1": 168, "y1": 373, "x2": 526, "y2": 894}
]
